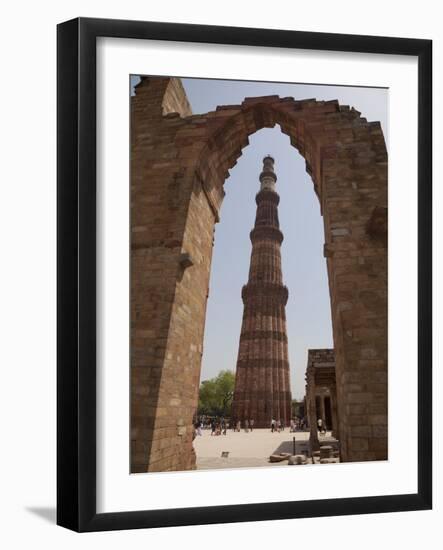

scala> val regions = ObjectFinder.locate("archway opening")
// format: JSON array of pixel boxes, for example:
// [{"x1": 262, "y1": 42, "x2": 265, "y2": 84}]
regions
[
  {"x1": 201, "y1": 125, "x2": 333, "y2": 398},
  {"x1": 195, "y1": 125, "x2": 333, "y2": 465}
]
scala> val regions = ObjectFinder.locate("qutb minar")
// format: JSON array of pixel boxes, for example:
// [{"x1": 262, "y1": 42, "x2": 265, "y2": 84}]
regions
[{"x1": 231, "y1": 156, "x2": 292, "y2": 428}]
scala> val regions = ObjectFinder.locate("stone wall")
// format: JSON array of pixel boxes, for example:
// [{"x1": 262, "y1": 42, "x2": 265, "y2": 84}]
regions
[
  {"x1": 131, "y1": 77, "x2": 206, "y2": 472},
  {"x1": 130, "y1": 76, "x2": 388, "y2": 472}
]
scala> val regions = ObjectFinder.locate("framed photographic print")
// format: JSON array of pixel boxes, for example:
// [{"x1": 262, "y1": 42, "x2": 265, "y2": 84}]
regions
[{"x1": 57, "y1": 17, "x2": 432, "y2": 531}]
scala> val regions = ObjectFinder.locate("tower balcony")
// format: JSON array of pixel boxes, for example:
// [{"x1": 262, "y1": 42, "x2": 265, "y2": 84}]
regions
[
  {"x1": 241, "y1": 281, "x2": 289, "y2": 305},
  {"x1": 250, "y1": 225, "x2": 283, "y2": 244},
  {"x1": 255, "y1": 188, "x2": 280, "y2": 205}
]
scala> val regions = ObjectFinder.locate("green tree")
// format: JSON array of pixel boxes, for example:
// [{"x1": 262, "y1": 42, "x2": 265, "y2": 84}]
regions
[{"x1": 198, "y1": 370, "x2": 235, "y2": 417}]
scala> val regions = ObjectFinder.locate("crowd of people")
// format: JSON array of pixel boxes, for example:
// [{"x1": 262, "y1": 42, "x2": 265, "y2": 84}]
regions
[
  {"x1": 193, "y1": 415, "x2": 310, "y2": 436},
  {"x1": 193, "y1": 416, "x2": 228, "y2": 436}
]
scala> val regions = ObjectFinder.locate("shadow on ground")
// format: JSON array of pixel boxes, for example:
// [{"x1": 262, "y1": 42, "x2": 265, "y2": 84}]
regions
[
  {"x1": 26, "y1": 507, "x2": 56, "y2": 524},
  {"x1": 273, "y1": 439, "x2": 310, "y2": 456}
]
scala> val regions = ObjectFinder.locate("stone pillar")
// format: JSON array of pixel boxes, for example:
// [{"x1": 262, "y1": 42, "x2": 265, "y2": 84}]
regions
[
  {"x1": 307, "y1": 370, "x2": 320, "y2": 452},
  {"x1": 320, "y1": 395, "x2": 326, "y2": 430},
  {"x1": 231, "y1": 156, "x2": 292, "y2": 428},
  {"x1": 330, "y1": 385, "x2": 339, "y2": 439},
  {"x1": 130, "y1": 77, "x2": 201, "y2": 473}
]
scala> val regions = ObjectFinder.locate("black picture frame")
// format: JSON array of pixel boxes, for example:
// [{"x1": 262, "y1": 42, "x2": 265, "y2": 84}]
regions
[{"x1": 57, "y1": 17, "x2": 432, "y2": 532}]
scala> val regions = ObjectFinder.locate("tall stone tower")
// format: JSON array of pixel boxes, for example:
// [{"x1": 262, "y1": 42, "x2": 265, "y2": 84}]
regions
[{"x1": 231, "y1": 156, "x2": 292, "y2": 428}]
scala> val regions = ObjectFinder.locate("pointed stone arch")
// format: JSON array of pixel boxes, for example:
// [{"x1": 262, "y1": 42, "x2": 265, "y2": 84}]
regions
[{"x1": 130, "y1": 76, "x2": 387, "y2": 472}]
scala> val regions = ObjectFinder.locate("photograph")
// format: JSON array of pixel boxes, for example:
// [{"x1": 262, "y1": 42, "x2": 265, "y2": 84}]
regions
[
  {"x1": 130, "y1": 75, "x2": 388, "y2": 474},
  {"x1": 0, "y1": 1, "x2": 434, "y2": 542}
]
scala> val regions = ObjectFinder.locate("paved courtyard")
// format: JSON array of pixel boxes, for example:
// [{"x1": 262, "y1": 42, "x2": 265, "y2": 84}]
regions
[{"x1": 193, "y1": 428, "x2": 334, "y2": 470}]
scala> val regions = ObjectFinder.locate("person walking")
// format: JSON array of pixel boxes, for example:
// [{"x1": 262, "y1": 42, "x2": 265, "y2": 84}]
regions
[
  {"x1": 317, "y1": 417, "x2": 323, "y2": 434},
  {"x1": 271, "y1": 418, "x2": 276, "y2": 433},
  {"x1": 244, "y1": 419, "x2": 249, "y2": 433},
  {"x1": 250, "y1": 419, "x2": 254, "y2": 432},
  {"x1": 236, "y1": 420, "x2": 241, "y2": 432}
]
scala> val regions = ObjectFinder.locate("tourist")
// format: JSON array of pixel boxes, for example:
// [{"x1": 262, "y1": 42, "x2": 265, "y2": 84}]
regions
[
  {"x1": 271, "y1": 418, "x2": 276, "y2": 432},
  {"x1": 244, "y1": 419, "x2": 249, "y2": 433},
  {"x1": 280, "y1": 419, "x2": 284, "y2": 431},
  {"x1": 250, "y1": 419, "x2": 254, "y2": 432},
  {"x1": 236, "y1": 420, "x2": 241, "y2": 432},
  {"x1": 211, "y1": 419, "x2": 216, "y2": 436},
  {"x1": 290, "y1": 419, "x2": 295, "y2": 432},
  {"x1": 317, "y1": 417, "x2": 323, "y2": 434}
]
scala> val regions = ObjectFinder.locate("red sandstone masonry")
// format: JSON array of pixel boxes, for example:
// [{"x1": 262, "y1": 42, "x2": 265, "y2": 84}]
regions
[
  {"x1": 130, "y1": 76, "x2": 388, "y2": 471},
  {"x1": 230, "y1": 158, "x2": 293, "y2": 427}
]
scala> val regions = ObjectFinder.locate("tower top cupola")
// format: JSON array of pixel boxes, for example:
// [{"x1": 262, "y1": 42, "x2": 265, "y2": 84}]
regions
[{"x1": 259, "y1": 155, "x2": 277, "y2": 192}]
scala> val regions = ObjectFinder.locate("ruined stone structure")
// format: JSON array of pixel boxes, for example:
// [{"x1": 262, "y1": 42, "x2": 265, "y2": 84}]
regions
[
  {"x1": 292, "y1": 399, "x2": 306, "y2": 420},
  {"x1": 305, "y1": 349, "x2": 339, "y2": 451},
  {"x1": 230, "y1": 156, "x2": 292, "y2": 428},
  {"x1": 130, "y1": 76, "x2": 388, "y2": 473}
]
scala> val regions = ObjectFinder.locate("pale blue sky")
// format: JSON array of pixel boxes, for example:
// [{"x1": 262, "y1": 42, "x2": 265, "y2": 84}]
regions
[{"x1": 132, "y1": 76, "x2": 388, "y2": 399}]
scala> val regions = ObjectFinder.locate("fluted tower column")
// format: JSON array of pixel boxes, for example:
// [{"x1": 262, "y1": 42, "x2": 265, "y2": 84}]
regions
[{"x1": 231, "y1": 156, "x2": 292, "y2": 428}]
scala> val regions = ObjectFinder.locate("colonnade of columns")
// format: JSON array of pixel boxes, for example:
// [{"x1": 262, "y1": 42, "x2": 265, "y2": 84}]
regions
[{"x1": 305, "y1": 349, "x2": 338, "y2": 452}]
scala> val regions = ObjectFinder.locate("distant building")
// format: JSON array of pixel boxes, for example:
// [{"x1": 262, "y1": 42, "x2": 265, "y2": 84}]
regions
[
  {"x1": 291, "y1": 399, "x2": 306, "y2": 420},
  {"x1": 305, "y1": 349, "x2": 338, "y2": 450}
]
